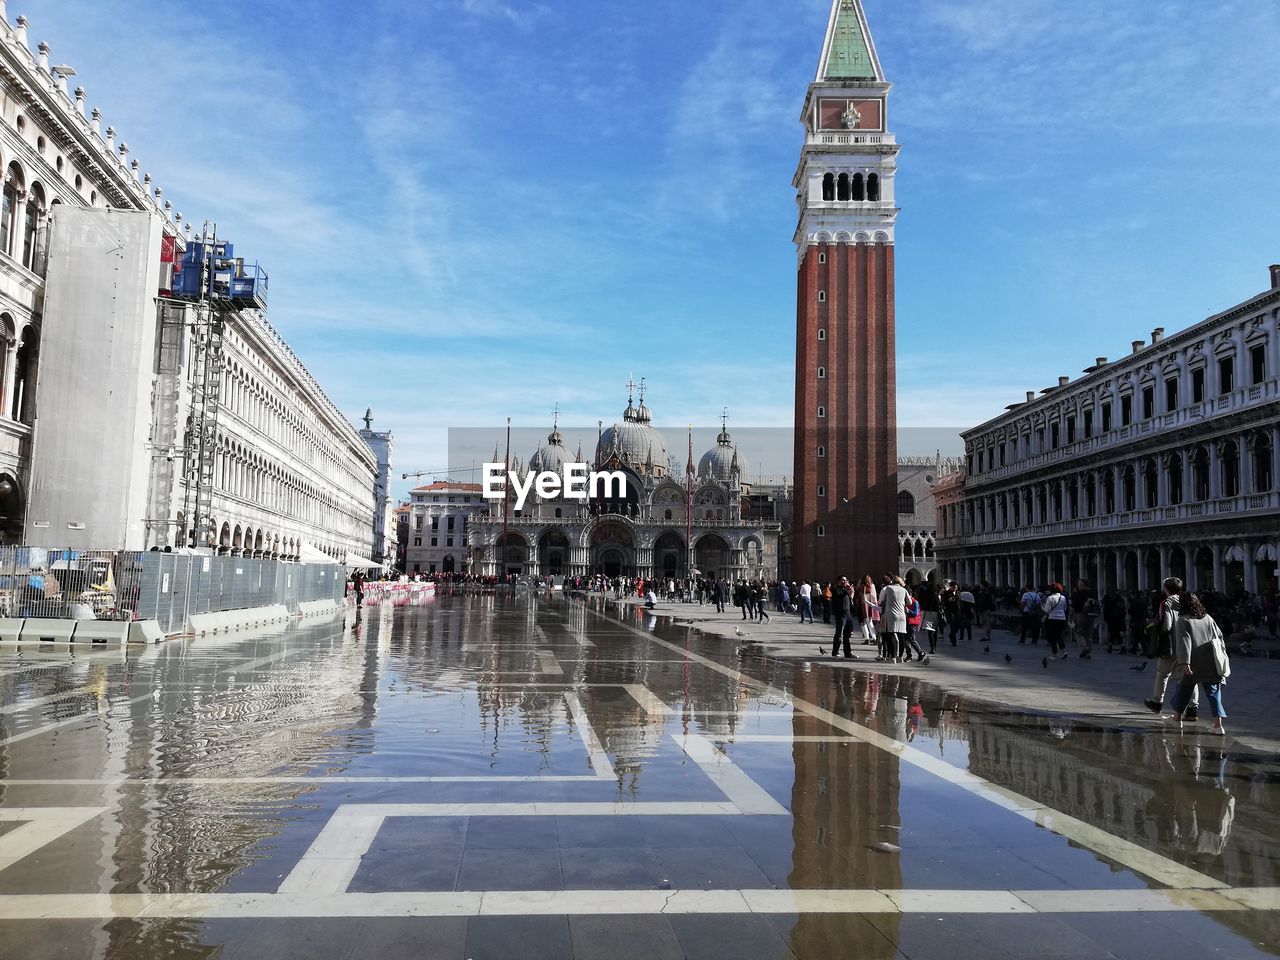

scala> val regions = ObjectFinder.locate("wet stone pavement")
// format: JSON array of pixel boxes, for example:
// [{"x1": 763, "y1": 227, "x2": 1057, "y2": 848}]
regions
[{"x1": 0, "y1": 591, "x2": 1278, "y2": 959}]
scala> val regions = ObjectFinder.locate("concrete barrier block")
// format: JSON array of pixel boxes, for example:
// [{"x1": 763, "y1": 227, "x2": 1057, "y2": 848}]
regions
[
  {"x1": 129, "y1": 620, "x2": 166, "y2": 644},
  {"x1": 69, "y1": 621, "x2": 131, "y2": 644},
  {"x1": 188, "y1": 612, "x2": 222, "y2": 636},
  {"x1": 0, "y1": 617, "x2": 24, "y2": 643},
  {"x1": 21, "y1": 619, "x2": 79, "y2": 643}
]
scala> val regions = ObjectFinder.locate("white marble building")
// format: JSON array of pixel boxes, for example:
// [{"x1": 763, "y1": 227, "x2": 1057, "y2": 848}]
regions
[
  {"x1": 0, "y1": 9, "x2": 378, "y2": 559},
  {"x1": 935, "y1": 265, "x2": 1280, "y2": 595}
]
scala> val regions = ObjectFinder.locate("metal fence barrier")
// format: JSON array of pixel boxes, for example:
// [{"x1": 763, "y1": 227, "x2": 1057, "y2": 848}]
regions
[{"x1": 0, "y1": 547, "x2": 346, "y2": 636}]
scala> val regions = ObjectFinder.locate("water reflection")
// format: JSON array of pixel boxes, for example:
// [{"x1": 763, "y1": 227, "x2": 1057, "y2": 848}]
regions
[{"x1": 0, "y1": 593, "x2": 1277, "y2": 959}]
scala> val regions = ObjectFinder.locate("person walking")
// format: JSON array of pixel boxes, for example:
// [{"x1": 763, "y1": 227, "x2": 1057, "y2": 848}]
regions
[
  {"x1": 941, "y1": 581, "x2": 962, "y2": 646},
  {"x1": 1144, "y1": 578, "x2": 1200, "y2": 720},
  {"x1": 918, "y1": 582, "x2": 941, "y2": 654},
  {"x1": 1041, "y1": 582, "x2": 1070, "y2": 659},
  {"x1": 958, "y1": 585, "x2": 976, "y2": 643},
  {"x1": 904, "y1": 588, "x2": 929, "y2": 664},
  {"x1": 860, "y1": 576, "x2": 880, "y2": 646},
  {"x1": 976, "y1": 582, "x2": 996, "y2": 643},
  {"x1": 1018, "y1": 584, "x2": 1042, "y2": 645},
  {"x1": 1127, "y1": 589, "x2": 1149, "y2": 655},
  {"x1": 755, "y1": 582, "x2": 771, "y2": 623},
  {"x1": 878, "y1": 576, "x2": 911, "y2": 664},
  {"x1": 831, "y1": 578, "x2": 856, "y2": 659},
  {"x1": 1071, "y1": 579, "x2": 1099, "y2": 659},
  {"x1": 1102, "y1": 589, "x2": 1127, "y2": 654},
  {"x1": 1167, "y1": 593, "x2": 1230, "y2": 735},
  {"x1": 821, "y1": 583, "x2": 833, "y2": 624},
  {"x1": 798, "y1": 581, "x2": 815, "y2": 623}
]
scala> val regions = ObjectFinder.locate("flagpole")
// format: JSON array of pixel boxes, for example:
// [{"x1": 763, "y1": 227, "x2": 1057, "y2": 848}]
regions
[
  {"x1": 686, "y1": 425, "x2": 693, "y2": 584},
  {"x1": 502, "y1": 417, "x2": 511, "y2": 579}
]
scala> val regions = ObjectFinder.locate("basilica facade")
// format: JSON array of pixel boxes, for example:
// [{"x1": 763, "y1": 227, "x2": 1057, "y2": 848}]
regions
[{"x1": 468, "y1": 392, "x2": 780, "y2": 582}]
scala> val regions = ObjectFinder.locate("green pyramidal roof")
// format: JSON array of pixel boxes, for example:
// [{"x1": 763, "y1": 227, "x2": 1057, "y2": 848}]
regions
[{"x1": 822, "y1": 0, "x2": 879, "y2": 81}]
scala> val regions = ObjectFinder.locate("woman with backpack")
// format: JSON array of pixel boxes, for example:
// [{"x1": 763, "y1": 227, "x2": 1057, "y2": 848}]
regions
[
  {"x1": 903, "y1": 587, "x2": 929, "y2": 664},
  {"x1": 1041, "y1": 583, "x2": 1070, "y2": 659},
  {"x1": 1167, "y1": 592, "x2": 1230, "y2": 736}
]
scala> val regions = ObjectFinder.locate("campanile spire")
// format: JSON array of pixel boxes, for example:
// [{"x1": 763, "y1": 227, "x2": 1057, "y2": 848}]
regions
[{"x1": 792, "y1": 0, "x2": 901, "y2": 580}]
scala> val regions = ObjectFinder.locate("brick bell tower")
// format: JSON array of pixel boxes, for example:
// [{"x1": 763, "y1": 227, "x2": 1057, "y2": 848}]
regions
[{"x1": 792, "y1": 0, "x2": 900, "y2": 581}]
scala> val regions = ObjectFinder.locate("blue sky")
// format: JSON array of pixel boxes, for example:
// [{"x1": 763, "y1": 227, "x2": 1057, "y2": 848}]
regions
[{"x1": 26, "y1": 0, "x2": 1280, "y2": 497}]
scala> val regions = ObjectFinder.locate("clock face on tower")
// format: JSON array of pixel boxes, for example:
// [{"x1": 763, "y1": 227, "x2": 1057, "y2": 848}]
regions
[{"x1": 817, "y1": 98, "x2": 883, "y2": 132}]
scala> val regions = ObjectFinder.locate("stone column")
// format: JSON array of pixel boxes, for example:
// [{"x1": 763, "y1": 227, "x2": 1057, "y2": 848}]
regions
[
  {"x1": 1207, "y1": 442, "x2": 1222, "y2": 500},
  {"x1": 1239, "y1": 431, "x2": 1254, "y2": 496},
  {"x1": 1243, "y1": 545, "x2": 1258, "y2": 594},
  {"x1": 1158, "y1": 545, "x2": 1171, "y2": 583},
  {"x1": 1211, "y1": 543, "x2": 1224, "y2": 592}
]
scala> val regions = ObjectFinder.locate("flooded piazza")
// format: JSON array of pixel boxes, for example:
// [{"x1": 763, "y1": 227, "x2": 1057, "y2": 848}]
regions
[{"x1": 1, "y1": 591, "x2": 1278, "y2": 959}]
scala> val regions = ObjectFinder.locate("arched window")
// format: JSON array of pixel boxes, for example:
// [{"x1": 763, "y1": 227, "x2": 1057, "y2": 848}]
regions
[
  {"x1": 1221, "y1": 441, "x2": 1239, "y2": 497},
  {"x1": 822, "y1": 173, "x2": 834, "y2": 201},
  {"x1": 818, "y1": 366, "x2": 826, "y2": 379},
  {"x1": 817, "y1": 446, "x2": 826, "y2": 458},
  {"x1": 10, "y1": 324, "x2": 38, "y2": 423},
  {"x1": 852, "y1": 172, "x2": 864, "y2": 201},
  {"x1": 817, "y1": 406, "x2": 826, "y2": 418},
  {"x1": 817, "y1": 484, "x2": 826, "y2": 497},
  {"x1": 868, "y1": 173, "x2": 880, "y2": 201},
  {"x1": 0, "y1": 314, "x2": 13, "y2": 414},
  {"x1": 897, "y1": 491, "x2": 915, "y2": 514},
  {"x1": 2, "y1": 163, "x2": 23, "y2": 258},
  {"x1": 817, "y1": 525, "x2": 826, "y2": 538},
  {"x1": 817, "y1": 329, "x2": 826, "y2": 341},
  {"x1": 837, "y1": 173, "x2": 850, "y2": 201},
  {"x1": 23, "y1": 182, "x2": 45, "y2": 270},
  {"x1": 1192, "y1": 448, "x2": 1210, "y2": 501},
  {"x1": 664, "y1": 509, "x2": 672, "y2": 520}
]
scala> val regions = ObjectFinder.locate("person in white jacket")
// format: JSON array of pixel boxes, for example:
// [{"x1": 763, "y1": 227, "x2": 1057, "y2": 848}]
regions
[{"x1": 1041, "y1": 583, "x2": 1070, "y2": 659}]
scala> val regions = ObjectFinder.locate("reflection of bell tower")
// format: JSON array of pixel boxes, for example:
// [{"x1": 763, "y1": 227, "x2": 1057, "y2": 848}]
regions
[
  {"x1": 793, "y1": 0, "x2": 900, "y2": 579},
  {"x1": 784, "y1": 670, "x2": 902, "y2": 957}
]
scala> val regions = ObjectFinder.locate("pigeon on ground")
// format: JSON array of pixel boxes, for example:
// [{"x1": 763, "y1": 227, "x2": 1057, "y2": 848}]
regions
[
  {"x1": 1042, "y1": 657, "x2": 1049, "y2": 668},
  {"x1": 1004, "y1": 654, "x2": 1013, "y2": 663},
  {"x1": 983, "y1": 646, "x2": 991, "y2": 654},
  {"x1": 1129, "y1": 662, "x2": 1147, "y2": 672}
]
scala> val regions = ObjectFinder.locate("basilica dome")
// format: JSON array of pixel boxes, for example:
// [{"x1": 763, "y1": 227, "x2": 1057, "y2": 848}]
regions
[
  {"x1": 596, "y1": 394, "x2": 669, "y2": 476},
  {"x1": 698, "y1": 425, "x2": 749, "y2": 484},
  {"x1": 529, "y1": 425, "x2": 571, "y2": 474}
]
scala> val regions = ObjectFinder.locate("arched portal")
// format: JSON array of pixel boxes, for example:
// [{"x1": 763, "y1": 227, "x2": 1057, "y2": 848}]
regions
[
  {"x1": 1193, "y1": 547, "x2": 1214, "y2": 591},
  {"x1": 653, "y1": 531, "x2": 686, "y2": 580},
  {"x1": 591, "y1": 521, "x2": 635, "y2": 578},
  {"x1": 442, "y1": 554, "x2": 456, "y2": 574},
  {"x1": 0, "y1": 473, "x2": 22, "y2": 544},
  {"x1": 538, "y1": 528, "x2": 571, "y2": 576},
  {"x1": 496, "y1": 532, "x2": 529, "y2": 576},
  {"x1": 694, "y1": 533, "x2": 730, "y2": 580}
]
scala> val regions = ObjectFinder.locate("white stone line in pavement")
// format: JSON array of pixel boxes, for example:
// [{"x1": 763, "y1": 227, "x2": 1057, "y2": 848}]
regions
[
  {"x1": 276, "y1": 813, "x2": 385, "y2": 895},
  {"x1": 587, "y1": 605, "x2": 1228, "y2": 892},
  {"x1": 0, "y1": 807, "x2": 107, "y2": 867},
  {"x1": 563, "y1": 692, "x2": 616, "y2": 778},
  {"x1": 274, "y1": 802, "x2": 741, "y2": 895},
  {"x1": 674, "y1": 735, "x2": 788, "y2": 816},
  {"x1": 537, "y1": 650, "x2": 563, "y2": 676},
  {"x1": 0, "y1": 684, "x2": 95, "y2": 716},
  {"x1": 622, "y1": 684, "x2": 670, "y2": 718},
  {"x1": 0, "y1": 887, "x2": 1263, "y2": 920},
  {"x1": 0, "y1": 693, "x2": 155, "y2": 747}
]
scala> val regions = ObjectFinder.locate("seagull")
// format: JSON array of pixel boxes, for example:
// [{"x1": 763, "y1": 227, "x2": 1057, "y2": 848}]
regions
[
  {"x1": 735, "y1": 628, "x2": 750, "y2": 637},
  {"x1": 1004, "y1": 654, "x2": 1013, "y2": 663},
  {"x1": 1129, "y1": 662, "x2": 1148, "y2": 672}
]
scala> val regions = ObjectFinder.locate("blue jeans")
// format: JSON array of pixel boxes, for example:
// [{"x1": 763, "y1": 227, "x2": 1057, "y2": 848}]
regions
[
  {"x1": 1169, "y1": 680, "x2": 1226, "y2": 718},
  {"x1": 800, "y1": 597, "x2": 814, "y2": 622}
]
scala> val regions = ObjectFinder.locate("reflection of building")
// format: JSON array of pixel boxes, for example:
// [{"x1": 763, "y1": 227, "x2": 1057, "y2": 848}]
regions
[
  {"x1": 936, "y1": 265, "x2": 1280, "y2": 593},
  {"x1": 470, "y1": 391, "x2": 781, "y2": 580},
  {"x1": 784, "y1": 668, "x2": 900, "y2": 959},
  {"x1": 0, "y1": 11, "x2": 378, "y2": 559},
  {"x1": 792, "y1": 0, "x2": 901, "y2": 582},
  {"x1": 403, "y1": 481, "x2": 487, "y2": 575}
]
